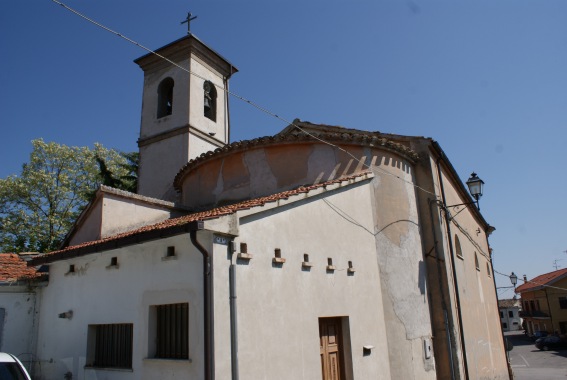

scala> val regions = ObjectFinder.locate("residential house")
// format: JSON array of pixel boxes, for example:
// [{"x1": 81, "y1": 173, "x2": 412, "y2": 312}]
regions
[
  {"x1": 516, "y1": 269, "x2": 567, "y2": 336},
  {"x1": 22, "y1": 33, "x2": 509, "y2": 380},
  {"x1": 498, "y1": 298, "x2": 522, "y2": 332}
]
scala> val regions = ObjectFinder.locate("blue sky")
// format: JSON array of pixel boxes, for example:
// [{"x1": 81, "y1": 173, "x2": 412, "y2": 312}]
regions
[{"x1": 1, "y1": 1, "x2": 566, "y2": 293}]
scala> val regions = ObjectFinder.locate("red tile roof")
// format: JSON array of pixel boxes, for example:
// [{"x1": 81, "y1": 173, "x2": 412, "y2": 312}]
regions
[
  {"x1": 498, "y1": 299, "x2": 520, "y2": 309},
  {"x1": 0, "y1": 254, "x2": 42, "y2": 282},
  {"x1": 28, "y1": 172, "x2": 372, "y2": 266},
  {"x1": 515, "y1": 268, "x2": 567, "y2": 293}
]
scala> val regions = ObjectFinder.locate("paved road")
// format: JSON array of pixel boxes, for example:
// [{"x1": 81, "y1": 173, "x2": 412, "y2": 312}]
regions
[{"x1": 505, "y1": 331, "x2": 567, "y2": 380}]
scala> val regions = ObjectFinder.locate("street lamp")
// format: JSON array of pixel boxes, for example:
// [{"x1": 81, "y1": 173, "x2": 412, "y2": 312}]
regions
[
  {"x1": 443, "y1": 172, "x2": 485, "y2": 215},
  {"x1": 509, "y1": 272, "x2": 518, "y2": 289},
  {"x1": 466, "y1": 172, "x2": 484, "y2": 210}
]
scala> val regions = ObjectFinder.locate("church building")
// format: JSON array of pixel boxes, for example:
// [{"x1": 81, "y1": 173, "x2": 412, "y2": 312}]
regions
[{"x1": 20, "y1": 32, "x2": 510, "y2": 380}]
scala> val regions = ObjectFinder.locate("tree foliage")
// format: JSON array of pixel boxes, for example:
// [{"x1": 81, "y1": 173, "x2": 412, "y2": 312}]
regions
[{"x1": 0, "y1": 139, "x2": 138, "y2": 253}]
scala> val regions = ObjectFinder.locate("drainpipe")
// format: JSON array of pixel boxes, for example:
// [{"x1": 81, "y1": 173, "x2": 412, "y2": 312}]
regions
[
  {"x1": 544, "y1": 289, "x2": 554, "y2": 333},
  {"x1": 435, "y1": 159, "x2": 470, "y2": 380},
  {"x1": 189, "y1": 221, "x2": 214, "y2": 380},
  {"x1": 225, "y1": 68, "x2": 233, "y2": 144},
  {"x1": 229, "y1": 241, "x2": 239, "y2": 380}
]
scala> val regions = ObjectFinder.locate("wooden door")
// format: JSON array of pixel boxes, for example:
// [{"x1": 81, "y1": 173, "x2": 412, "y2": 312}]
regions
[{"x1": 320, "y1": 317, "x2": 345, "y2": 380}]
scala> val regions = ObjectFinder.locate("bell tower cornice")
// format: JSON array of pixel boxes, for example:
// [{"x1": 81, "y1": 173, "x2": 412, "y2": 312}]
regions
[{"x1": 134, "y1": 34, "x2": 238, "y2": 78}]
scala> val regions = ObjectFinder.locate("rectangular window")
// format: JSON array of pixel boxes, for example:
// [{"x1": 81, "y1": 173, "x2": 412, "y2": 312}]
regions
[
  {"x1": 87, "y1": 323, "x2": 133, "y2": 369},
  {"x1": 559, "y1": 297, "x2": 567, "y2": 309},
  {"x1": 508, "y1": 310, "x2": 514, "y2": 318},
  {"x1": 155, "y1": 303, "x2": 189, "y2": 359},
  {"x1": 499, "y1": 311, "x2": 504, "y2": 319}
]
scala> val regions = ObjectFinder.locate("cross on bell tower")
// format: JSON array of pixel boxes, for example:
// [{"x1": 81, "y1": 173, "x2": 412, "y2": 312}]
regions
[{"x1": 181, "y1": 12, "x2": 198, "y2": 34}]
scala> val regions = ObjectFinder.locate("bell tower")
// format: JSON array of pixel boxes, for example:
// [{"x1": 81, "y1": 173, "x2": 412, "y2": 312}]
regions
[{"x1": 134, "y1": 34, "x2": 237, "y2": 201}]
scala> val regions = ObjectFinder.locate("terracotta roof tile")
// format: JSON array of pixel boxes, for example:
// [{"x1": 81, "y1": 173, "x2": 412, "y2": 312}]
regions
[
  {"x1": 498, "y1": 299, "x2": 520, "y2": 308},
  {"x1": 29, "y1": 172, "x2": 371, "y2": 266},
  {"x1": 0, "y1": 254, "x2": 42, "y2": 282},
  {"x1": 515, "y1": 268, "x2": 567, "y2": 293}
]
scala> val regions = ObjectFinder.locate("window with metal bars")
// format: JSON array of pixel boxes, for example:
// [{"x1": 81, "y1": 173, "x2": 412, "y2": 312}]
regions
[
  {"x1": 155, "y1": 303, "x2": 189, "y2": 359},
  {"x1": 87, "y1": 323, "x2": 133, "y2": 369}
]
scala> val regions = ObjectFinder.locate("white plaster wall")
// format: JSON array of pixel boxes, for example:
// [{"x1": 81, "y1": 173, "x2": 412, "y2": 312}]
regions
[
  {"x1": 370, "y1": 161, "x2": 437, "y2": 380},
  {"x1": 69, "y1": 200, "x2": 103, "y2": 246},
  {"x1": 34, "y1": 235, "x2": 205, "y2": 380},
  {"x1": 138, "y1": 134, "x2": 189, "y2": 201},
  {"x1": 0, "y1": 287, "x2": 39, "y2": 373},
  {"x1": 100, "y1": 195, "x2": 173, "y2": 238},
  {"x1": 189, "y1": 133, "x2": 219, "y2": 161},
  {"x1": 215, "y1": 182, "x2": 393, "y2": 380},
  {"x1": 188, "y1": 58, "x2": 226, "y2": 142},
  {"x1": 68, "y1": 195, "x2": 173, "y2": 246},
  {"x1": 139, "y1": 58, "x2": 190, "y2": 139},
  {"x1": 500, "y1": 307, "x2": 522, "y2": 331}
]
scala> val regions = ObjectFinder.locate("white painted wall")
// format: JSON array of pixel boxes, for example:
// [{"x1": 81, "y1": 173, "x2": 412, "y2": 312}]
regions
[
  {"x1": 137, "y1": 131, "x2": 190, "y2": 201},
  {"x1": 139, "y1": 59, "x2": 191, "y2": 140},
  {"x1": 34, "y1": 235, "x2": 205, "y2": 380},
  {"x1": 188, "y1": 58, "x2": 227, "y2": 141},
  {"x1": 500, "y1": 307, "x2": 522, "y2": 332},
  {"x1": 213, "y1": 181, "x2": 393, "y2": 379},
  {"x1": 0, "y1": 286, "x2": 40, "y2": 374},
  {"x1": 69, "y1": 193, "x2": 174, "y2": 246}
]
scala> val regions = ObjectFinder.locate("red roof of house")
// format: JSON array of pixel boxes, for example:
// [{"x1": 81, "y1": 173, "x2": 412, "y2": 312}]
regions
[
  {"x1": 28, "y1": 172, "x2": 372, "y2": 266},
  {"x1": 515, "y1": 268, "x2": 567, "y2": 293},
  {"x1": 0, "y1": 254, "x2": 41, "y2": 282}
]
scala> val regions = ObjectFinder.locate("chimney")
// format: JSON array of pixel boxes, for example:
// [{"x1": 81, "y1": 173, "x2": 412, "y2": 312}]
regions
[{"x1": 523, "y1": 274, "x2": 527, "y2": 282}]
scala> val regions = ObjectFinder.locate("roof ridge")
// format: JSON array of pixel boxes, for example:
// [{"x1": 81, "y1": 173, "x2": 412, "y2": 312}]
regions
[
  {"x1": 173, "y1": 128, "x2": 417, "y2": 190},
  {"x1": 515, "y1": 267, "x2": 567, "y2": 293}
]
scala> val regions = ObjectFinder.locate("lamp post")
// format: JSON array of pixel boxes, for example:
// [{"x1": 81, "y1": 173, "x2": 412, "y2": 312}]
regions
[
  {"x1": 466, "y1": 172, "x2": 484, "y2": 210},
  {"x1": 509, "y1": 272, "x2": 518, "y2": 290}
]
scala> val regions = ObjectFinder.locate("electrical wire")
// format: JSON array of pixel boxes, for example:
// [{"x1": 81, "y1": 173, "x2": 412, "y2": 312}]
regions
[
  {"x1": 50, "y1": 3, "x2": 558, "y2": 322},
  {"x1": 53, "y1": 1, "x2": 508, "y2": 286},
  {"x1": 50, "y1": 0, "x2": 439, "y2": 199}
]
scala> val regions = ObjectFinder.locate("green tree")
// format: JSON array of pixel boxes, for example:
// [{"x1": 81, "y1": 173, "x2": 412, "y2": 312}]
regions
[{"x1": 0, "y1": 139, "x2": 137, "y2": 253}]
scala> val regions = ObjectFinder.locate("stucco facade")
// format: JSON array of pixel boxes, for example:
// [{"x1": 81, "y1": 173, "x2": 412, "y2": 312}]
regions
[
  {"x1": 499, "y1": 299, "x2": 522, "y2": 332},
  {"x1": 20, "y1": 32, "x2": 510, "y2": 380},
  {"x1": 0, "y1": 254, "x2": 44, "y2": 376},
  {"x1": 517, "y1": 269, "x2": 567, "y2": 336}
]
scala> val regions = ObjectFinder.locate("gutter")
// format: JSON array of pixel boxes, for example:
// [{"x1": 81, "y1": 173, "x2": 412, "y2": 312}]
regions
[
  {"x1": 188, "y1": 221, "x2": 214, "y2": 380},
  {"x1": 431, "y1": 141, "x2": 491, "y2": 231},
  {"x1": 427, "y1": 198, "x2": 456, "y2": 380}
]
